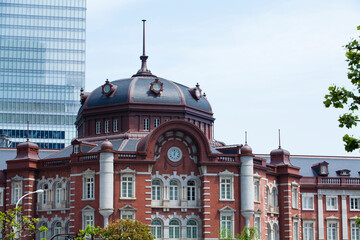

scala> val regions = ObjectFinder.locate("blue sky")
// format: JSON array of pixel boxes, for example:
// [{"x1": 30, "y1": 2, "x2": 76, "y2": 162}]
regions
[{"x1": 86, "y1": 0, "x2": 360, "y2": 156}]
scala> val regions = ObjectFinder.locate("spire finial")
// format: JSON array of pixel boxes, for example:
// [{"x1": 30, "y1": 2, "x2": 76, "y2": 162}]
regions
[
  {"x1": 27, "y1": 120, "x2": 29, "y2": 142},
  {"x1": 278, "y1": 129, "x2": 281, "y2": 149},
  {"x1": 132, "y1": 20, "x2": 156, "y2": 77},
  {"x1": 245, "y1": 131, "x2": 248, "y2": 145}
]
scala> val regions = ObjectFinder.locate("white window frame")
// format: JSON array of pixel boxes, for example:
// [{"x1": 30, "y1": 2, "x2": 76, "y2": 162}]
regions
[
  {"x1": 151, "y1": 219, "x2": 163, "y2": 239},
  {"x1": 169, "y1": 219, "x2": 181, "y2": 239},
  {"x1": 0, "y1": 188, "x2": 4, "y2": 206},
  {"x1": 326, "y1": 196, "x2": 338, "y2": 211},
  {"x1": 351, "y1": 220, "x2": 360, "y2": 240},
  {"x1": 303, "y1": 221, "x2": 315, "y2": 240},
  {"x1": 320, "y1": 165, "x2": 327, "y2": 174},
  {"x1": 151, "y1": 179, "x2": 162, "y2": 201},
  {"x1": 327, "y1": 221, "x2": 339, "y2": 240},
  {"x1": 292, "y1": 185, "x2": 299, "y2": 209},
  {"x1": 74, "y1": 144, "x2": 79, "y2": 154},
  {"x1": 39, "y1": 222, "x2": 48, "y2": 240},
  {"x1": 272, "y1": 187, "x2": 278, "y2": 207},
  {"x1": 293, "y1": 219, "x2": 299, "y2": 240},
  {"x1": 186, "y1": 220, "x2": 198, "y2": 239},
  {"x1": 143, "y1": 118, "x2": 149, "y2": 131},
  {"x1": 82, "y1": 206, "x2": 95, "y2": 229},
  {"x1": 169, "y1": 180, "x2": 179, "y2": 201},
  {"x1": 219, "y1": 174, "x2": 234, "y2": 201},
  {"x1": 54, "y1": 182, "x2": 64, "y2": 206},
  {"x1": 121, "y1": 174, "x2": 135, "y2": 199},
  {"x1": 154, "y1": 118, "x2": 160, "y2": 128},
  {"x1": 121, "y1": 210, "x2": 135, "y2": 220},
  {"x1": 82, "y1": 170, "x2": 95, "y2": 200},
  {"x1": 254, "y1": 214, "x2": 261, "y2": 239},
  {"x1": 302, "y1": 195, "x2": 314, "y2": 210},
  {"x1": 104, "y1": 120, "x2": 110, "y2": 133},
  {"x1": 254, "y1": 179, "x2": 260, "y2": 202},
  {"x1": 11, "y1": 181, "x2": 22, "y2": 205},
  {"x1": 95, "y1": 121, "x2": 101, "y2": 134},
  {"x1": 350, "y1": 197, "x2": 360, "y2": 211},
  {"x1": 219, "y1": 207, "x2": 235, "y2": 239},
  {"x1": 113, "y1": 119, "x2": 119, "y2": 132},
  {"x1": 187, "y1": 180, "x2": 196, "y2": 201},
  {"x1": 53, "y1": 221, "x2": 62, "y2": 238}
]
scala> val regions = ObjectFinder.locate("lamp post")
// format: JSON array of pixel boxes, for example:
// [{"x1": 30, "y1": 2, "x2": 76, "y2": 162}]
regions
[{"x1": 14, "y1": 189, "x2": 44, "y2": 239}]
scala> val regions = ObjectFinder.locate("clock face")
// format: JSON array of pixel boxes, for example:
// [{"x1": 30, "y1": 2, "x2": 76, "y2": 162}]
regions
[
  {"x1": 195, "y1": 89, "x2": 201, "y2": 99},
  {"x1": 167, "y1": 146, "x2": 182, "y2": 162},
  {"x1": 153, "y1": 83, "x2": 161, "y2": 91},
  {"x1": 104, "y1": 84, "x2": 111, "y2": 93}
]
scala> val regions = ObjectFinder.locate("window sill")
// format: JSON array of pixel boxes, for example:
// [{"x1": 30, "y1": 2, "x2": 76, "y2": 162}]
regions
[
  {"x1": 120, "y1": 197, "x2": 136, "y2": 200},
  {"x1": 219, "y1": 199, "x2": 235, "y2": 202},
  {"x1": 302, "y1": 208, "x2": 315, "y2": 211},
  {"x1": 82, "y1": 198, "x2": 95, "y2": 201},
  {"x1": 325, "y1": 209, "x2": 338, "y2": 211}
]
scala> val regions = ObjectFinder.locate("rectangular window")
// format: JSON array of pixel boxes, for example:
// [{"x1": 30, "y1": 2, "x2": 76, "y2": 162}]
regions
[
  {"x1": 220, "y1": 177, "x2": 233, "y2": 200},
  {"x1": 84, "y1": 177, "x2": 94, "y2": 199},
  {"x1": 220, "y1": 215, "x2": 233, "y2": 239},
  {"x1": 351, "y1": 221, "x2": 360, "y2": 240},
  {"x1": 0, "y1": 188, "x2": 3, "y2": 206},
  {"x1": 82, "y1": 213, "x2": 94, "y2": 229},
  {"x1": 302, "y1": 196, "x2": 314, "y2": 210},
  {"x1": 113, "y1": 119, "x2": 119, "y2": 132},
  {"x1": 326, "y1": 196, "x2": 338, "y2": 210},
  {"x1": 154, "y1": 118, "x2": 160, "y2": 128},
  {"x1": 121, "y1": 211, "x2": 135, "y2": 220},
  {"x1": 143, "y1": 118, "x2": 149, "y2": 131},
  {"x1": 12, "y1": 181, "x2": 22, "y2": 204},
  {"x1": 121, "y1": 175, "x2": 134, "y2": 199},
  {"x1": 327, "y1": 222, "x2": 338, "y2": 240},
  {"x1": 254, "y1": 215, "x2": 261, "y2": 239},
  {"x1": 292, "y1": 186, "x2": 298, "y2": 208},
  {"x1": 104, "y1": 120, "x2": 110, "y2": 133},
  {"x1": 293, "y1": 220, "x2": 299, "y2": 240},
  {"x1": 254, "y1": 180, "x2": 260, "y2": 202},
  {"x1": 350, "y1": 197, "x2": 360, "y2": 210},
  {"x1": 96, "y1": 121, "x2": 101, "y2": 134},
  {"x1": 303, "y1": 222, "x2": 314, "y2": 240}
]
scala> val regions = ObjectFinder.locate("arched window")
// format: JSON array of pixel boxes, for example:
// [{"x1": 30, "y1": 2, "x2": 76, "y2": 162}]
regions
[
  {"x1": 187, "y1": 180, "x2": 196, "y2": 201},
  {"x1": 266, "y1": 186, "x2": 271, "y2": 209},
  {"x1": 40, "y1": 184, "x2": 48, "y2": 205},
  {"x1": 272, "y1": 188, "x2": 278, "y2": 207},
  {"x1": 152, "y1": 180, "x2": 161, "y2": 200},
  {"x1": 151, "y1": 219, "x2": 162, "y2": 239},
  {"x1": 55, "y1": 182, "x2": 62, "y2": 204},
  {"x1": 39, "y1": 222, "x2": 47, "y2": 240},
  {"x1": 273, "y1": 223, "x2": 280, "y2": 240},
  {"x1": 186, "y1": 220, "x2": 198, "y2": 239},
  {"x1": 169, "y1": 180, "x2": 179, "y2": 201},
  {"x1": 53, "y1": 221, "x2": 62, "y2": 240},
  {"x1": 169, "y1": 220, "x2": 180, "y2": 239},
  {"x1": 267, "y1": 223, "x2": 272, "y2": 240}
]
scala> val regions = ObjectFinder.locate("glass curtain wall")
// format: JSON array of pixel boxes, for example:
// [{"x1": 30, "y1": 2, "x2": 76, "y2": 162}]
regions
[{"x1": 0, "y1": 0, "x2": 86, "y2": 149}]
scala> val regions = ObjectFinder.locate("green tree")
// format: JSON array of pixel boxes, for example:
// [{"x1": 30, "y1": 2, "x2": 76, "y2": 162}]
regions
[
  {"x1": 324, "y1": 25, "x2": 360, "y2": 152},
  {"x1": 0, "y1": 207, "x2": 47, "y2": 240},
  {"x1": 75, "y1": 225, "x2": 101, "y2": 240},
  {"x1": 99, "y1": 218, "x2": 154, "y2": 240}
]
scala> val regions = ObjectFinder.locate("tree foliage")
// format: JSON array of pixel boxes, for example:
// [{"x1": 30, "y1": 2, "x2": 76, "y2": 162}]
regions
[
  {"x1": 99, "y1": 218, "x2": 154, "y2": 240},
  {"x1": 324, "y1": 26, "x2": 360, "y2": 152},
  {"x1": 0, "y1": 207, "x2": 47, "y2": 240}
]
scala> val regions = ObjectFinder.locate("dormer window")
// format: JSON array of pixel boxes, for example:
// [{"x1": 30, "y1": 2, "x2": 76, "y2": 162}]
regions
[
  {"x1": 336, "y1": 169, "x2": 350, "y2": 177},
  {"x1": 320, "y1": 165, "x2": 327, "y2": 174},
  {"x1": 189, "y1": 83, "x2": 202, "y2": 101},
  {"x1": 311, "y1": 161, "x2": 329, "y2": 177},
  {"x1": 74, "y1": 145, "x2": 79, "y2": 154}
]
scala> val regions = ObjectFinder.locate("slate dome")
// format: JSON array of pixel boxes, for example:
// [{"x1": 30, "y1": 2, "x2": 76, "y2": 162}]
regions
[{"x1": 81, "y1": 76, "x2": 212, "y2": 114}]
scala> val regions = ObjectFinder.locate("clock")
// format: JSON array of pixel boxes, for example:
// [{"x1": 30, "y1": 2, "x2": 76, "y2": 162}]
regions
[
  {"x1": 153, "y1": 82, "x2": 161, "y2": 91},
  {"x1": 102, "y1": 79, "x2": 114, "y2": 97},
  {"x1": 195, "y1": 88, "x2": 201, "y2": 99},
  {"x1": 167, "y1": 146, "x2": 182, "y2": 162}
]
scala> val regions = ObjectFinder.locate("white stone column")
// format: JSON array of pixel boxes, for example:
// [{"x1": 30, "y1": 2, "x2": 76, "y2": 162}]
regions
[
  {"x1": 341, "y1": 195, "x2": 348, "y2": 240},
  {"x1": 240, "y1": 154, "x2": 254, "y2": 227},
  {"x1": 99, "y1": 151, "x2": 114, "y2": 227},
  {"x1": 318, "y1": 194, "x2": 324, "y2": 240}
]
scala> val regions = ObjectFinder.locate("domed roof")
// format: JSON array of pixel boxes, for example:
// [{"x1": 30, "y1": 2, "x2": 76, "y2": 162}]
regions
[{"x1": 82, "y1": 77, "x2": 212, "y2": 114}]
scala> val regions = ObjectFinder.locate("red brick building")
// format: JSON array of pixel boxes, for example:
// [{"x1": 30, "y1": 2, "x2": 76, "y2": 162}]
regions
[{"x1": 1, "y1": 35, "x2": 360, "y2": 240}]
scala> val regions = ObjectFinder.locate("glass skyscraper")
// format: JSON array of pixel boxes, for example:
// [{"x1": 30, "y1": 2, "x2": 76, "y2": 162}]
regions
[{"x1": 0, "y1": 0, "x2": 86, "y2": 149}]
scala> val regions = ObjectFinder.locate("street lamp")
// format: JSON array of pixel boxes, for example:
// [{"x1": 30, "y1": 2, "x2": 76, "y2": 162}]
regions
[{"x1": 14, "y1": 189, "x2": 44, "y2": 239}]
